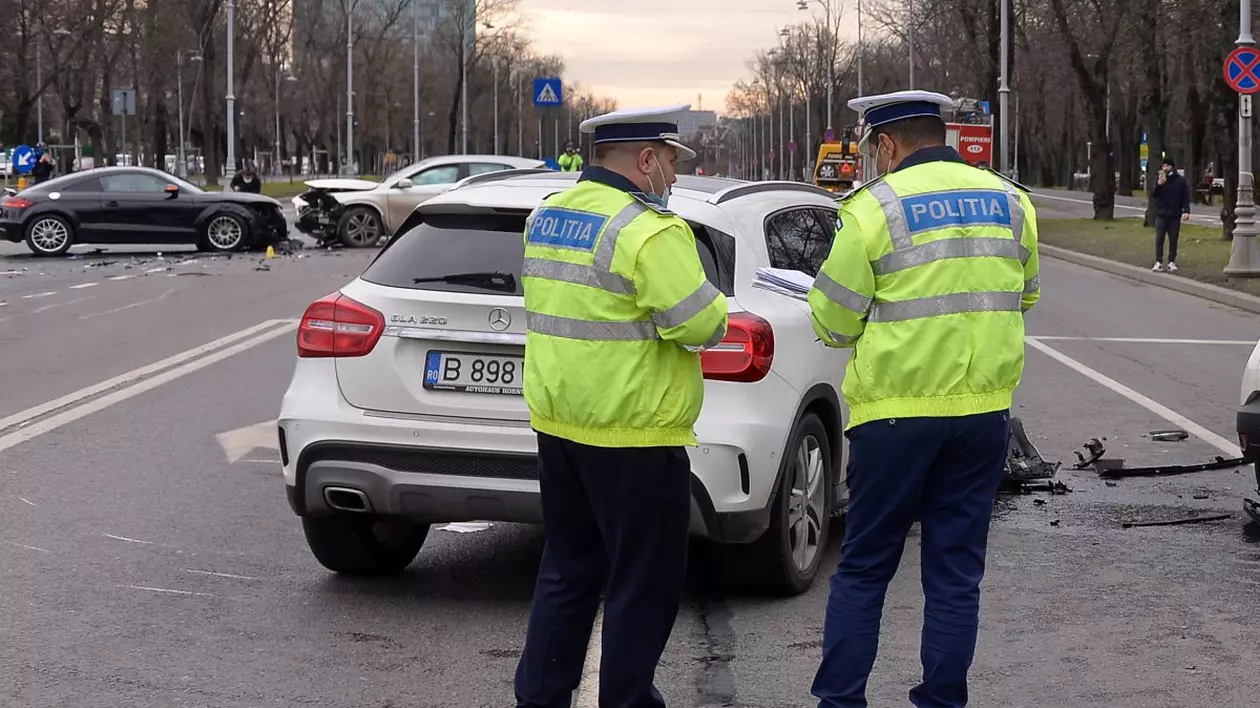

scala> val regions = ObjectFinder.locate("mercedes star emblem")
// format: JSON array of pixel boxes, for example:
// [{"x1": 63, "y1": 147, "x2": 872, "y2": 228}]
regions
[{"x1": 488, "y1": 308, "x2": 511, "y2": 331}]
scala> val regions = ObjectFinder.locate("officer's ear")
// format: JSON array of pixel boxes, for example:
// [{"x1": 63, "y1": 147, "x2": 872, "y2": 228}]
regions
[{"x1": 635, "y1": 146, "x2": 657, "y2": 175}]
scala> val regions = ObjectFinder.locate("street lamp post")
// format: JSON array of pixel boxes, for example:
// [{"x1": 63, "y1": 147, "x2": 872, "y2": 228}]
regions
[
  {"x1": 36, "y1": 40, "x2": 43, "y2": 143},
  {"x1": 998, "y1": 0, "x2": 1009, "y2": 174},
  {"x1": 275, "y1": 67, "x2": 296, "y2": 176},
  {"x1": 226, "y1": 0, "x2": 237, "y2": 173},
  {"x1": 413, "y1": 0, "x2": 421, "y2": 162},
  {"x1": 797, "y1": 0, "x2": 834, "y2": 133},
  {"x1": 459, "y1": 10, "x2": 471, "y2": 154},
  {"x1": 346, "y1": 1, "x2": 355, "y2": 174},
  {"x1": 1226, "y1": 0, "x2": 1260, "y2": 275},
  {"x1": 177, "y1": 50, "x2": 202, "y2": 179}
]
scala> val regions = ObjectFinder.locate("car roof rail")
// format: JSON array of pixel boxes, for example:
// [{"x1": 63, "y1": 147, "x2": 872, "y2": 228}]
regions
[
  {"x1": 450, "y1": 167, "x2": 560, "y2": 190},
  {"x1": 708, "y1": 180, "x2": 838, "y2": 205}
]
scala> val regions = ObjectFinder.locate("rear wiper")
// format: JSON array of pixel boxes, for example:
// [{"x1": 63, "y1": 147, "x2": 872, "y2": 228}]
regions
[{"x1": 413, "y1": 270, "x2": 517, "y2": 293}]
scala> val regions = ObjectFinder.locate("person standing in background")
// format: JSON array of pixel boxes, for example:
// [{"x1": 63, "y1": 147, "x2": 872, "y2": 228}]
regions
[
  {"x1": 1151, "y1": 156, "x2": 1191, "y2": 273},
  {"x1": 558, "y1": 140, "x2": 584, "y2": 172}
]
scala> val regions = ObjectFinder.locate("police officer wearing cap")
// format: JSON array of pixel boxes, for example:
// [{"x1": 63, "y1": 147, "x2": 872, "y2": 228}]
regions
[
  {"x1": 558, "y1": 140, "x2": 584, "y2": 172},
  {"x1": 513, "y1": 104, "x2": 729, "y2": 708},
  {"x1": 806, "y1": 90, "x2": 1040, "y2": 708}
]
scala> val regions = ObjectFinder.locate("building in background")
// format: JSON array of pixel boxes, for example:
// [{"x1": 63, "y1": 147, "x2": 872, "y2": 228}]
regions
[{"x1": 678, "y1": 110, "x2": 717, "y2": 144}]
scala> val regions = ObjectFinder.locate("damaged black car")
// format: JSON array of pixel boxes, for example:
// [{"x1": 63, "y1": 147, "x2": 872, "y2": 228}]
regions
[{"x1": 0, "y1": 166, "x2": 288, "y2": 257}]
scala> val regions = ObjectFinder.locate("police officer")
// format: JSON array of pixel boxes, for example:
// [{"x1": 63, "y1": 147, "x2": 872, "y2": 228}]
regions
[
  {"x1": 558, "y1": 140, "x2": 584, "y2": 172},
  {"x1": 514, "y1": 104, "x2": 729, "y2": 708},
  {"x1": 806, "y1": 90, "x2": 1040, "y2": 708}
]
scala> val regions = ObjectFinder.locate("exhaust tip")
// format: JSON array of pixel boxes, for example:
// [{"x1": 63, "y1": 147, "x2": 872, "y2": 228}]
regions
[{"x1": 324, "y1": 486, "x2": 372, "y2": 513}]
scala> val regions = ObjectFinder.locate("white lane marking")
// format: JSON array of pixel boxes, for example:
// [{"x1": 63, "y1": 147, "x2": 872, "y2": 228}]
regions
[
  {"x1": 12, "y1": 543, "x2": 50, "y2": 553},
  {"x1": 105, "y1": 533, "x2": 154, "y2": 545},
  {"x1": 77, "y1": 287, "x2": 177, "y2": 320},
  {"x1": 69, "y1": 282, "x2": 99, "y2": 289},
  {"x1": 1029, "y1": 336, "x2": 1257, "y2": 345},
  {"x1": 32, "y1": 295, "x2": 92, "y2": 315},
  {"x1": 438, "y1": 521, "x2": 494, "y2": 533},
  {"x1": 0, "y1": 322, "x2": 298, "y2": 453},
  {"x1": 18, "y1": 497, "x2": 36, "y2": 507},
  {"x1": 1026, "y1": 337, "x2": 1239, "y2": 456},
  {"x1": 0, "y1": 319, "x2": 289, "y2": 434},
  {"x1": 574, "y1": 607, "x2": 604, "y2": 708},
  {"x1": 107, "y1": 275, "x2": 134, "y2": 281},
  {"x1": 124, "y1": 585, "x2": 214, "y2": 597},
  {"x1": 21, "y1": 291, "x2": 57, "y2": 300},
  {"x1": 182, "y1": 569, "x2": 259, "y2": 581}
]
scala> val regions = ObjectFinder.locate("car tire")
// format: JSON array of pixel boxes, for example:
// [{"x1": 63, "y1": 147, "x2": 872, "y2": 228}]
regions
[
  {"x1": 200, "y1": 212, "x2": 249, "y2": 252},
  {"x1": 748, "y1": 412, "x2": 833, "y2": 596},
  {"x1": 24, "y1": 214, "x2": 75, "y2": 257},
  {"x1": 302, "y1": 513, "x2": 430, "y2": 576},
  {"x1": 337, "y1": 206, "x2": 383, "y2": 248}
]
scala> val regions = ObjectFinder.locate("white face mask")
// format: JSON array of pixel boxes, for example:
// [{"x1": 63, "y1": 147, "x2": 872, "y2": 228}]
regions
[{"x1": 645, "y1": 152, "x2": 671, "y2": 208}]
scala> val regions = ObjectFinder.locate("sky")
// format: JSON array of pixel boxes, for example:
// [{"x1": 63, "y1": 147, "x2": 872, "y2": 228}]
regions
[{"x1": 521, "y1": 0, "x2": 851, "y2": 115}]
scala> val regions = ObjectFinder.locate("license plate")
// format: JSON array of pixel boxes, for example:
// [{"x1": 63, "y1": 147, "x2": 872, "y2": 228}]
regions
[{"x1": 423, "y1": 350, "x2": 524, "y2": 395}]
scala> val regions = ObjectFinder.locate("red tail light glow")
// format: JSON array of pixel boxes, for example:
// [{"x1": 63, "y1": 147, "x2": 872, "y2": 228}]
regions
[
  {"x1": 297, "y1": 293, "x2": 385, "y2": 358},
  {"x1": 701, "y1": 312, "x2": 774, "y2": 382},
  {"x1": 2, "y1": 197, "x2": 34, "y2": 209}
]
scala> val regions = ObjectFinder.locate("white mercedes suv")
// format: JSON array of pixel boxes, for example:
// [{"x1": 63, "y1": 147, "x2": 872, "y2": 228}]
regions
[{"x1": 278, "y1": 170, "x2": 851, "y2": 595}]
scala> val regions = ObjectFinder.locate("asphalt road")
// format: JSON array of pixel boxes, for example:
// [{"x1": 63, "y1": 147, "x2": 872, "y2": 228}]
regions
[{"x1": 4, "y1": 232, "x2": 1260, "y2": 707}]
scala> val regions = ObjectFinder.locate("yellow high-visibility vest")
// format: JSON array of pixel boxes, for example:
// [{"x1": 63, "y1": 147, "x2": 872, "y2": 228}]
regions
[
  {"x1": 522, "y1": 178, "x2": 728, "y2": 447},
  {"x1": 808, "y1": 154, "x2": 1040, "y2": 430}
]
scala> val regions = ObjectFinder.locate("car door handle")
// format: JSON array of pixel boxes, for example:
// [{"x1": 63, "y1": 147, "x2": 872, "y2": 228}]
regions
[{"x1": 106, "y1": 200, "x2": 120, "y2": 207}]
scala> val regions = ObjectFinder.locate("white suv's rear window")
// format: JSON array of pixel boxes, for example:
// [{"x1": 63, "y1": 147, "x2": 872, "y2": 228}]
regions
[{"x1": 364, "y1": 210, "x2": 734, "y2": 296}]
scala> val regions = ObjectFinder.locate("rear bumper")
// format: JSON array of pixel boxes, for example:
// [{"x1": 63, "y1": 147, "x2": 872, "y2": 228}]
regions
[
  {"x1": 0, "y1": 221, "x2": 20, "y2": 243},
  {"x1": 1238, "y1": 397, "x2": 1260, "y2": 463},
  {"x1": 284, "y1": 440, "x2": 769, "y2": 544}
]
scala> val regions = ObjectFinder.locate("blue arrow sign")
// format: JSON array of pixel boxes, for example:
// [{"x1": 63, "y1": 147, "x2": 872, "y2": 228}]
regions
[
  {"x1": 533, "y1": 78, "x2": 563, "y2": 107},
  {"x1": 12, "y1": 145, "x2": 35, "y2": 175}
]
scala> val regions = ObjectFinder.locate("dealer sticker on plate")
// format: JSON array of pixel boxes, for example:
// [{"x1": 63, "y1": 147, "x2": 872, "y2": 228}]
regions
[{"x1": 424, "y1": 350, "x2": 523, "y2": 395}]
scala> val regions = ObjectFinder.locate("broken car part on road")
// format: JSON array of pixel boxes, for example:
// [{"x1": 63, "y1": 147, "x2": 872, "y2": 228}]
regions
[{"x1": 1068, "y1": 437, "x2": 1249, "y2": 478}]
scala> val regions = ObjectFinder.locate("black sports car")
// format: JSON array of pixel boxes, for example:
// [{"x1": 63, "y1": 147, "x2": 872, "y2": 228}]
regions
[{"x1": 0, "y1": 166, "x2": 288, "y2": 256}]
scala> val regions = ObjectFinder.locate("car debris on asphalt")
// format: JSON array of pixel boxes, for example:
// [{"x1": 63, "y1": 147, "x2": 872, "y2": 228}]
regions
[
  {"x1": 1001, "y1": 417, "x2": 1071, "y2": 494},
  {"x1": 1121, "y1": 513, "x2": 1233, "y2": 529},
  {"x1": 1066, "y1": 437, "x2": 1249, "y2": 478}
]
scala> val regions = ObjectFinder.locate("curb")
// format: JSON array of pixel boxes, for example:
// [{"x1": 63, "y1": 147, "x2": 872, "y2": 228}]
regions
[{"x1": 1040, "y1": 243, "x2": 1260, "y2": 316}]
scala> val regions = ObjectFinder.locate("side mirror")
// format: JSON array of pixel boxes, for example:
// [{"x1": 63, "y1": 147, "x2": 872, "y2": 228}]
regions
[
  {"x1": 395, "y1": 178, "x2": 413, "y2": 189},
  {"x1": 164, "y1": 184, "x2": 179, "y2": 197}
]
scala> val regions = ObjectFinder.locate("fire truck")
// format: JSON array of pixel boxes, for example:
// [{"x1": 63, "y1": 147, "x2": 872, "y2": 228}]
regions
[{"x1": 813, "y1": 97, "x2": 994, "y2": 193}]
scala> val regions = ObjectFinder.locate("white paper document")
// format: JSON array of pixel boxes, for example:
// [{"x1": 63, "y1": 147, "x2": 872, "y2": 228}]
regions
[{"x1": 751, "y1": 267, "x2": 815, "y2": 301}]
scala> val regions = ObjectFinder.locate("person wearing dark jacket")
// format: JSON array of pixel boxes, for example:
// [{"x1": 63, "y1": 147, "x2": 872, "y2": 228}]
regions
[
  {"x1": 230, "y1": 162, "x2": 262, "y2": 193},
  {"x1": 1151, "y1": 156, "x2": 1191, "y2": 273}
]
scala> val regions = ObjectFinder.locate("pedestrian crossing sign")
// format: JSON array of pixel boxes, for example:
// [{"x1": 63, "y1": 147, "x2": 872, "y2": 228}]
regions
[{"x1": 533, "y1": 78, "x2": 563, "y2": 107}]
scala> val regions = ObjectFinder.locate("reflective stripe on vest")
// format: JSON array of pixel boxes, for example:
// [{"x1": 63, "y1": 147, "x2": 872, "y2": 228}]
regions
[
  {"x1": 527, "y1": 312, "x2": 658, "y2": 341},
  {"x1": 521, "y1": 257, "x2": 636, "y2": 295},
  {"x1": 866, "y1": 180, "x2": 1030, "y2": 277},
  {"x1": 653, "y1": 281, "x2": 722, "y2": 329},
  {"x1": 1024, "y1": 275, "x2": 1039, "y2": 294},
  {"x1": 814, "y1": 270, "x2": 873, "y2": 316},
  {"x1": 868, "y1": 290, "x2": 1023, "y2": 323}
]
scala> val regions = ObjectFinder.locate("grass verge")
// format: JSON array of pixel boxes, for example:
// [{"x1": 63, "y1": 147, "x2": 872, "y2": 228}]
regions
[{"x1": 1038, "y1": 217, "x2": 1260, "y2": 298}]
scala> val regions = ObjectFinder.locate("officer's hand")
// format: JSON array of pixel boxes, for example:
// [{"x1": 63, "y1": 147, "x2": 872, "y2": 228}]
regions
[{"x1": 1181, "y1": 213, "x2": 1190, "y2": 222}]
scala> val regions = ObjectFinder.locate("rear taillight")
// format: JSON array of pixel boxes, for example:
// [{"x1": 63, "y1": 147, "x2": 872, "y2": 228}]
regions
[
  {"x1": 701, "y1": 312, "x2": 774, "y2": 382},
  {"x1": 2, "y1": 197, "x2": 34, "y2": 209},
  {"x1": 297, "y1": 293, "x2": 385, "y2": 358}
]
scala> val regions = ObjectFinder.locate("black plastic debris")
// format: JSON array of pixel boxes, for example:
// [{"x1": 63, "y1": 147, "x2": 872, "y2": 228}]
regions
[
  {"x1": 1003, "y1": 417, "x2": 1061, "y2": 486},
  {"x1": 1097, "y1": 456, "x2": 1248, "y2": 479},
  {"x1": 1121, "y1": 513, "x2": 1232, "y2": 529},
  {"x1": 1072, "y1": 438, "x2": 1108, "y2": 470},
  {"x1": 1245, "y1": 498, "x2": 1260, "y2": 526},
  {"x1": 1149, "y1": 429, "x2": 1190, "y2": 442}
]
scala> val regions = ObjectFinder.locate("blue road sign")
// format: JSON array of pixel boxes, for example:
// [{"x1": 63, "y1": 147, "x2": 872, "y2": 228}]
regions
[
  {"x1": 543, "y1": 158, "x2": 560, "y2": 171},
  {"x1": 978, "y1": 101, "x2": 991, "y2": 115},
  {"x1": 1224, "y1": 47, "x2": 1260, "y2": 95},
  {"x1": 533, "y1": 78, "x2": 563, "y2": 107},
  {"x1": 12, "y1": 145, "x2": 35, "y2": 175}
]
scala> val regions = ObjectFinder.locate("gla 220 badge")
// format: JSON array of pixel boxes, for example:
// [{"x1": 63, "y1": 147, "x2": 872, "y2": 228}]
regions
[{"x1": 391, "y1": 314, "x2": 449, "y2": 325}]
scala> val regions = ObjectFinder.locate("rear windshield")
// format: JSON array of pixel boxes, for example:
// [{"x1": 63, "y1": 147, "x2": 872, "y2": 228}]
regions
[{"x1": 363, "y1": 211, "x2": 733, "y2": 296}]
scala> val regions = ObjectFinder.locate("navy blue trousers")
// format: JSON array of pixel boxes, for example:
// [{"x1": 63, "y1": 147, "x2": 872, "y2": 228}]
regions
[
  {"x1": 811, "y1": 411, "x2": 1010, "y2": 708},
  {"x1": 515, "y1": 432, "x2": 692, "y2": 708}
]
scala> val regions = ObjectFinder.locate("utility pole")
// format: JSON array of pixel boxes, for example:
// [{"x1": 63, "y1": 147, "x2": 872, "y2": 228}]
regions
[
  {"x1": 413, "y1": 0, "x2": 420, "y2": 162},
  {"x1": 36, "y1": 40, "x2": 43, "y2": 143},
  {"x1": 493, "y1": 58, "x2": 500, "y2": 153},
  {"x1": 908, "y1": 0, "x2": 915, "y2": 88},
  {"x1": 460, "y1": 9, "x2": 470, "y2": 154},
  {"x1": 857, "y1": 0, "x2": 864, "y2": 97},
  {"x1": 178, "y1": 51, "x2": 187, "y2": 178},
  {"x1": 998, "y1": 0, "x2": 1010, "y2": 175},
  {"x1": 346, "y1": 2, "x2": 355, "y2": 174},
  {"x1": 1227, "y1": 0, "x2": 1260, "y2": 275},
  {"x1": 226, "y1": 0, "x2": 237, "y2": 174}
]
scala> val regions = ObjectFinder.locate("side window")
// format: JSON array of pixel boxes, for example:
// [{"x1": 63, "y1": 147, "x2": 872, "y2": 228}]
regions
[
  {"x1": 64, "y1": 177, "x2": 102, "y2": 193},
  {"x1": 687, "y1": 222, "x2": 736, "y2": 296},
  {"x1": 468, "y1": 163, "x2": 511, "y2": 176},
  {"x1": 100, "y1": 174, "x2": 170, "y2": 193},
  {"x1": 764, "y1": 207, "x2": 835, "y2": 276},
  {"x1": 410, "y1": 165, "x2": 460, "y2": 186}
]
